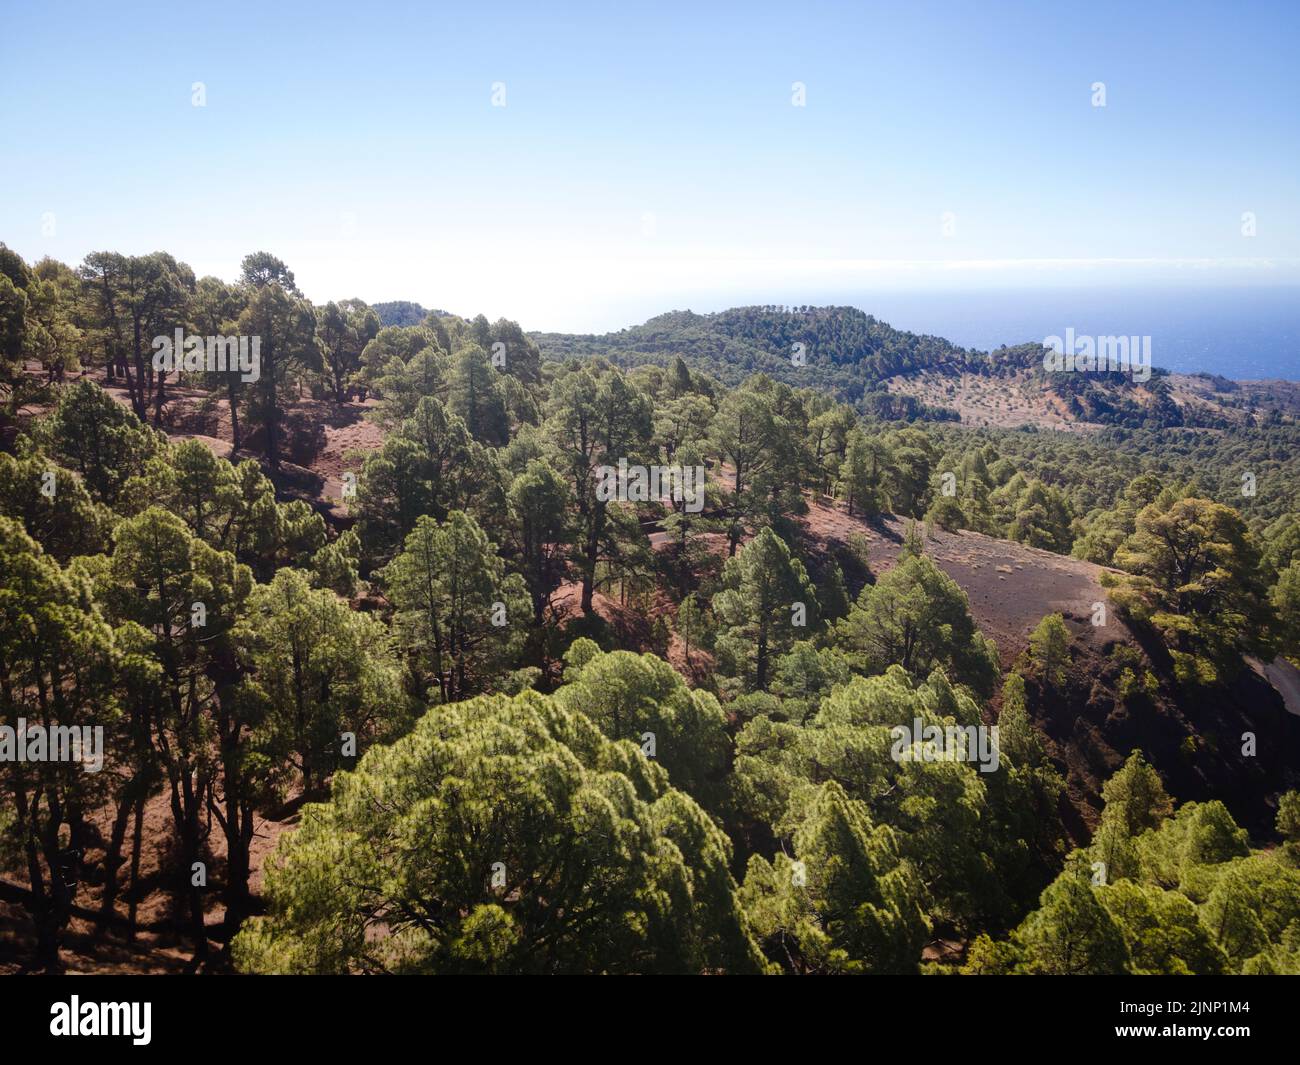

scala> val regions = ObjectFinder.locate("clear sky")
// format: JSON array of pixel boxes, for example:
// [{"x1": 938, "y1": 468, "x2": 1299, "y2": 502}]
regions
[{"x1": 2, "y1": 0, "x2": 1297, "y2": 331}]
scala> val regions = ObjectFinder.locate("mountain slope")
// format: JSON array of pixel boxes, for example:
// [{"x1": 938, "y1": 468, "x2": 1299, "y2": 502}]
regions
[
  {"x1": 535, "y1": 305, "x2": 1299, "y2": 430},
  {"x1": 795, "y1": 501, "x2": 1299, "y2": 837},
  {"x1": 536, "y1": 305, "x2": 980, "y2": 409}
]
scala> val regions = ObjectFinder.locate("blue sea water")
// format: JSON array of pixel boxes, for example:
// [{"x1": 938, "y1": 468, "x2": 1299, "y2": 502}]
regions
[{"x1": 831, "y1": 287, "x2": 1300, "y2": 381}]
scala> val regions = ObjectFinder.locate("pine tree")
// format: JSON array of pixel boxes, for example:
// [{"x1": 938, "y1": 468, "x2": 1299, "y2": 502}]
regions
[
  {"x1": 712, "y1": 528, "x2": 819, "y2": 692},
  {"x1": 739, "y1": 781, "x2": 930, "y2": 973},
  {"x1": 382, "y1": 511, "x2": 529, "y2": 703},
  {"x1": 232, "y1": 691, "x2": 766, "y2": 974},
  {"x1": 1028, "y1": 613, "x2": 1070, "y2": 688},
  {"x1": 836, "y1": 553, "x2": 999, "y2": 695}
]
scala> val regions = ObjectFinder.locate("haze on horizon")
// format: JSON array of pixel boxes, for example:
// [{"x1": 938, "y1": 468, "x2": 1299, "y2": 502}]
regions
[{"x1": 2, "y1": 0, "x2": 1297, "y2": 334}]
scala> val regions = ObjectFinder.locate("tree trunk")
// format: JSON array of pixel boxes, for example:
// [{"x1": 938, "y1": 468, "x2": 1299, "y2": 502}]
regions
[
  {"x1": 96, "y1": 791, "x2": 134, "y2": 934},
  {"x1": 126, "y1": 795, "x2": 146, "y2": 941},
  {"x1": 168, "y1": 772, "x2": 209, "y2": 959},
  {"x1": 582, "y1": 524, "x2": 599, "y2": 614},
  {"x1": 153, "y1": 371, "x2": 167, "y2": 426},
  {"x1": 227, "y1": 377, "x2": 241, "y2": 451}
]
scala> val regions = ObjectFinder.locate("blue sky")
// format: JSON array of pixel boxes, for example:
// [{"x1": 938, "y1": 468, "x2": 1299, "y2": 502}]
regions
[{"x1": 1, "y1": 0, "x2": 1297, "y2": 331}]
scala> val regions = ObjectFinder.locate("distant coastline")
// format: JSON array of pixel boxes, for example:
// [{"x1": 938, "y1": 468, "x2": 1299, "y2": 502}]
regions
[{"x1": 517, "y1": 285, "x2": 1300, "y2": 383}]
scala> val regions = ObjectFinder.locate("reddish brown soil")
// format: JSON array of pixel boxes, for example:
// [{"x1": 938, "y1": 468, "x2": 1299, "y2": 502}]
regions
[{"x1": 40, "y1": 367, "x2": 385, "y2": 519}]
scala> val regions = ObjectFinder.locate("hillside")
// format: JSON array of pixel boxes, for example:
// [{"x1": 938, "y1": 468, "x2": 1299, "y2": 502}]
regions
[
  {"x1": 8, "y1": 372, "x2": 1295, "y2": 976},
  {"x1": 535, "y1": 305, "x2": 981, "y2": 412},
  {"x1": 4, "y1": 251, "x2": 1298, "y2": 979},
  {"x1": 793, "y1": 504, "x2": 1298, "y2": 838},
  {"x1": 25, "y1": 364, "x2": 1297, "y2": 837},
  {"x1": 535, "y1": 306, "x2": 1300, "y2": 430}
]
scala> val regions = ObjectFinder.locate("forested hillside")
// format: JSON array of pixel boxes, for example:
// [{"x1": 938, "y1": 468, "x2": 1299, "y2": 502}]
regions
[
  {"x1": 535, "y1": 306, "x2": 1290, "y2": 430},
  {"x1": 535, "y1": 305, "x2": 981, "y2": 415},
  {"x1": 2, "y1": 244, "x2": 1299, "y2": 976}
]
